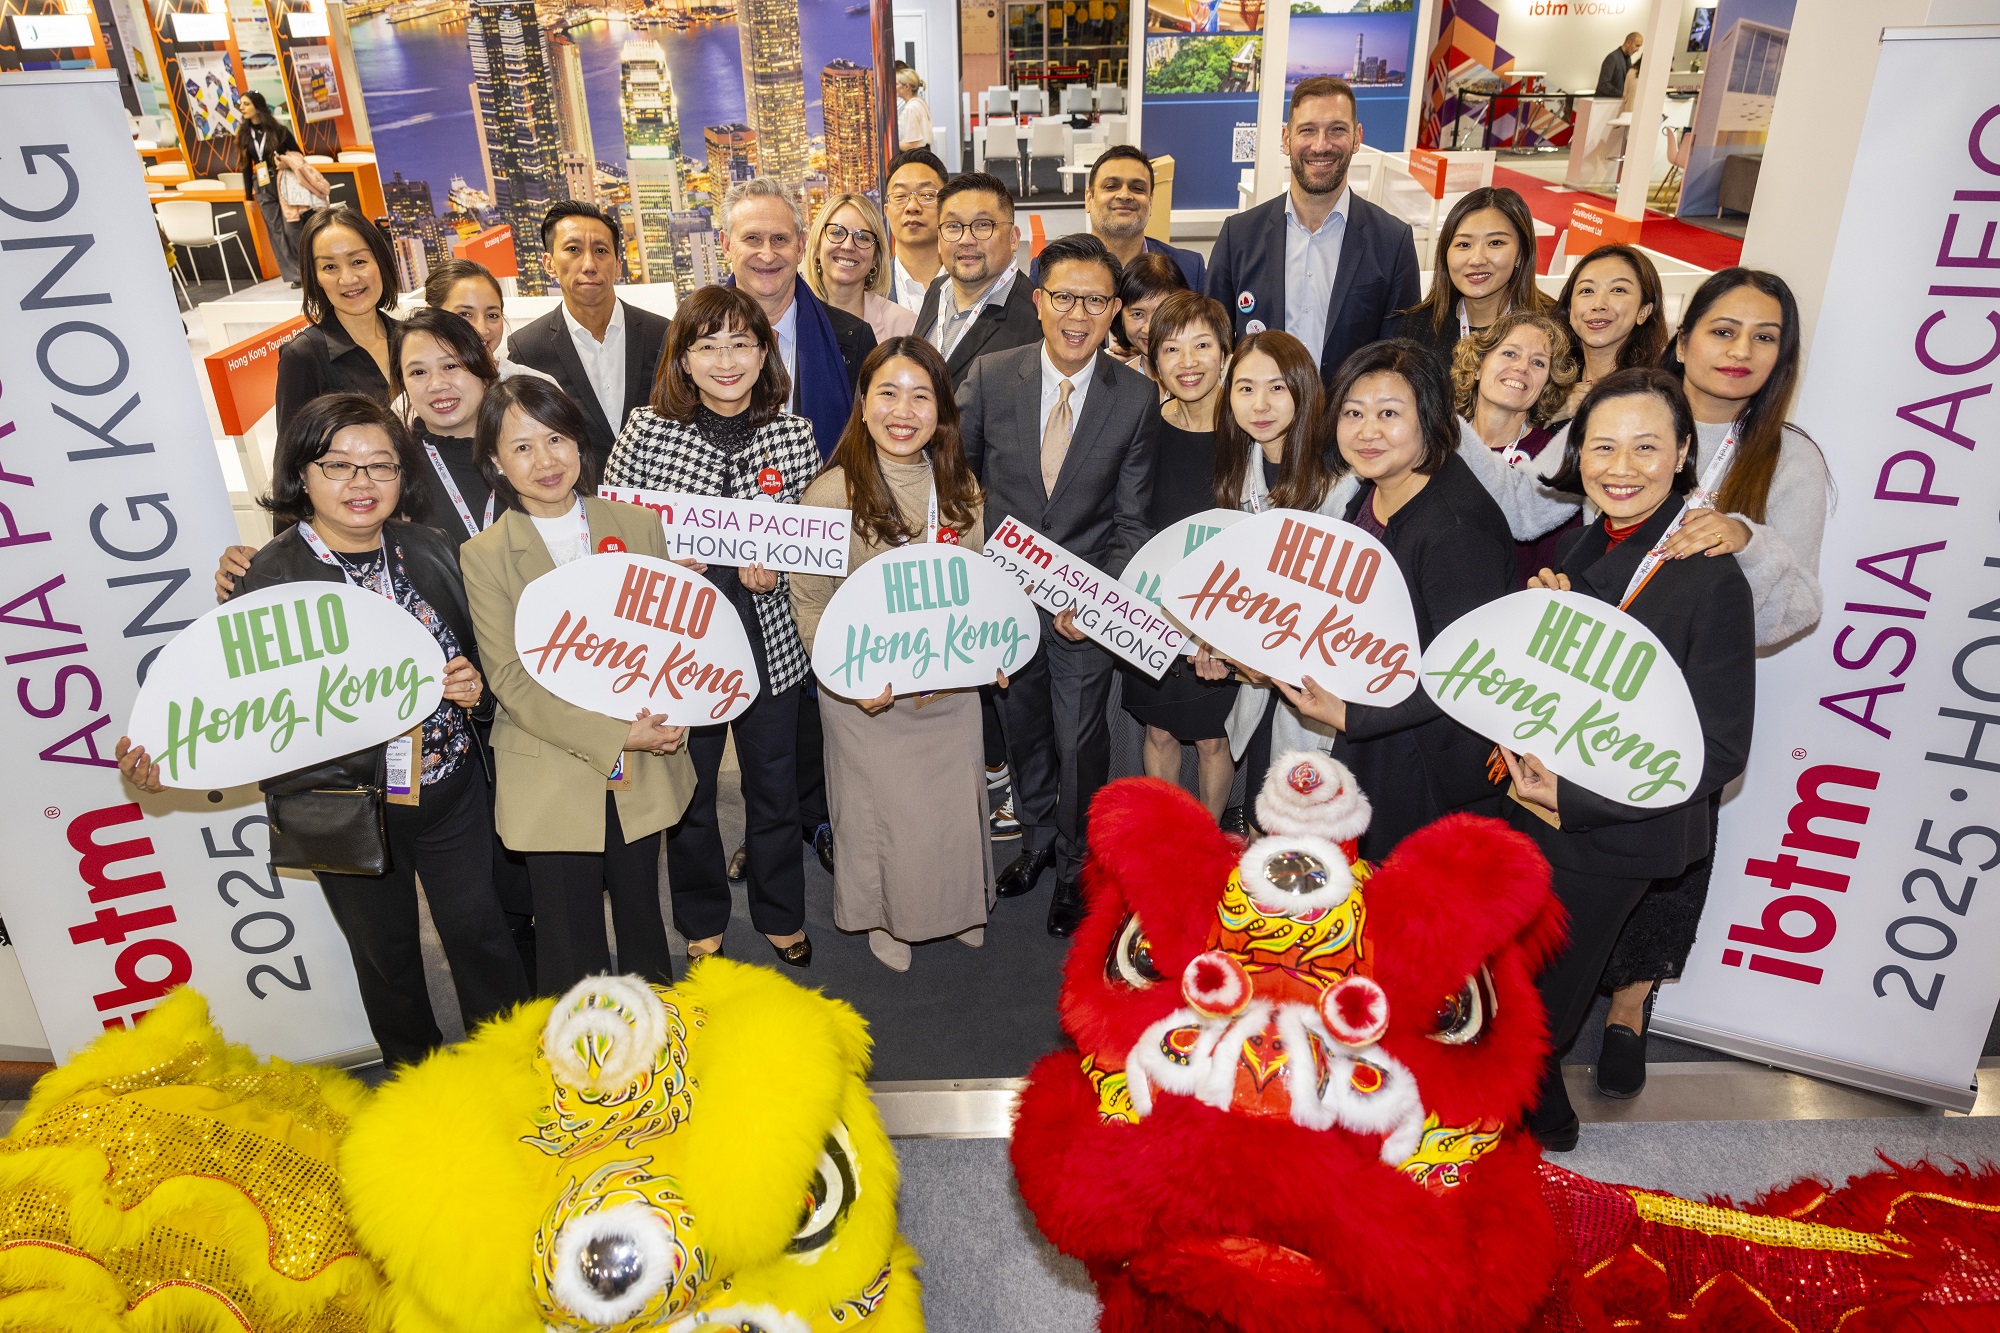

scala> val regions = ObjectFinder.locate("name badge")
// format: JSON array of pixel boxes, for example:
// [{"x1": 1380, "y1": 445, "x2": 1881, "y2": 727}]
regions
[{"x1": 385, "y1": 728, "x2": 420, "y2": 806}]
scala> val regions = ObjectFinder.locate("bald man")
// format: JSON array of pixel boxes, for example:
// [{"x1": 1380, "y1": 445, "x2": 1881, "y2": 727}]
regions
[{"x1": 1595, "y1": 31, "x2": 1642, "y2": 97}]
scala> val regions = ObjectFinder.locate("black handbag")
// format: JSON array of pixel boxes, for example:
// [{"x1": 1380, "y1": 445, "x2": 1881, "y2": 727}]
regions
[{"x1": 263, "y1": 750, "x2": 390, "y2": 876}]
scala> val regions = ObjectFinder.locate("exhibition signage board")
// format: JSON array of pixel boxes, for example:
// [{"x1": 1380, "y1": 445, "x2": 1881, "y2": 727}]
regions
[
  {"x1": 204, "y1": 317, "x2": 306, "y2": 438},
  {"x1": 599, "y1": 485, "x2": 851, "y2": 578},
  {"x1": 1154, "y1": 509, "x2": 1422, "y2": 706},
  {"x1": 513, "y1": 553, "x2": 760, "y2": 726},
  {"x1": 983, "y1": 517, "x2": 1182, "y2": 678},
  {"x1": 1568, "y1": 199, "x2": 1643, "y2": 249},
  {"x1": 1421, "y1": 590, "x2": 1703, "y2": 810},
  {"x1": 0, "y1": 72, "x2": 373, "y2": 1062},
  {"x1": 1408, "y1": 147, "x2": 1449, "y2": 199},
  {"x1": 126, "y1": 584, "x2": 448, "y2": 790},
  {"x1": 1652, "y1": 29, "x2": 2000, "y2": 1111},
  {"x1": 811, "y1": 546, "x2": 1039, "y2": 698}
]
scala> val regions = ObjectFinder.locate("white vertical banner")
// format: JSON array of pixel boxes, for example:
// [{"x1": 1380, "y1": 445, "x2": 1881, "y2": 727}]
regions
[
  {"x1": 0, "y1": 71, "x2": 375, "y2": 1063},
  {"x1": 1653, "y1": 29, "x2": 2000, "y2": 1111}
]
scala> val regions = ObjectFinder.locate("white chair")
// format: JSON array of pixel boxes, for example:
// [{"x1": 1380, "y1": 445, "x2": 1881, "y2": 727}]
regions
[
  {"x1": 337, "y1": 150, "x2": 376, "y2": 163},
  {"x1": 175, "y1": 179, "x2": 223, "y2": 191},
  {"x1": 984, "y1": 86, "x2": 1012, "y2": 117},
  {"x1": 144, "y1": 161, "x2": 190, "y2": 183},
  {"x1": 1062, "y1": 85, "x2": 1093, "y2": 116},
  {"x1": 218, "y1": 171, "x2": 246, "y2": 194},
  {"x1": 1060, "y1": 139, "x2": 1106, "y2": 194},
  {"x1": 155, "y1": 199, "x2": 255, "y2": 296},
  {"x1": 1026, "y1": 120, "x2": 1070, "y2": 196},
  {"x1": 984, "y1": 117, "x2": 1025, "y2": 194},
  {"x1": 1096, "y1": 83, "x2": 1124, "y2": 113},
  {"x1": 304, "y1": 154, "x2": 335, "y2": 165},
  {"x1": 1016, "y1": 86, "x2": 1046, "y2": 117},
  {"x1": 134, "y1": 138, "x2": 158, "y2": 150},
  {"x1": 1100, "y1": 114, "x2": 1131, "y2": 148}
]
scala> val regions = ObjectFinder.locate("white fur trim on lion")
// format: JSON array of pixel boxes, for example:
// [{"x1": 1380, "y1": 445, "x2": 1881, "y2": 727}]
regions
[
  {"x1": 1237, "y1": 835, "x2": 1356, "y2": 916},
  {"x1": 1181, "y1": 950, "x2": 1252, "y2": 1018},
  {"x1": 1320, "y1": 974, "x2": 1391, "y2": 1047},
  {"x1": 543, "y1": 973, "x2": 669, "y2": 1093},
  {"x1": 1255, "y1": 751, "x2": 1372, "y2": 844},
  {"x1": 550, "y1": 1200, "x2": 676, "y2": 1325}
]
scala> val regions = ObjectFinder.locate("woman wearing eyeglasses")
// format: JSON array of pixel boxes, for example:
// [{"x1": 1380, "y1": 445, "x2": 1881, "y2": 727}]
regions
[
  {"x1": 118, "y1": 393, "x2": 527, "y2": 1067},
  {"x1": 806, "y1": 192, "x2": 915, "y2": 344}
]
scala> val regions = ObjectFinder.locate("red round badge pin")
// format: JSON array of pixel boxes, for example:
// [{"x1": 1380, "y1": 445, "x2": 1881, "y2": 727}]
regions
[
  {"x1": 936, "y1": 529, "x2": 960, "y2": 545},
  {"x1": 597, "y1": 536, "x2": 626, "y2": 553},
  {"x1": 758, "y1": 467, "x2": 783, "y2": 495}
]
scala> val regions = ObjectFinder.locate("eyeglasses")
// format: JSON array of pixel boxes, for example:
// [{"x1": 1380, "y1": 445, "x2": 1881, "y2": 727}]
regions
[
  {"x1": 887, "y1": 188, "x2": 940, "y2": 207},
  {"x1": 1042, "y1": 289, "x2": 1114, "y2": 316},
  {"x1": 823, "y1": 223, "x2": 878, "y2": 250},
  {"x1": 939, "y1": 219, "x2": 1001, "y2": 242},
  {"x1": 313, "y1": 460, "x2": 402, "y2": 482}
]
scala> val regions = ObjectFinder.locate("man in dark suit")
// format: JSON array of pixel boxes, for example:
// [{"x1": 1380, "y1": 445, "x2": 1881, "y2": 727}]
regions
[
  {"x1": 506, "y1": 201, "x2": 670, "y2": 471},
  {"x1": 1205, "y1": 75, "x2": 1421, "y2": 389},
  {"x1": 1027, "y1": 145, "x2": 1206, "y2": 291},
  {"x1": 914, "y1": 172, "x2": 1042, "y2": 389},
  {"x1": 959, "y1": 232, "x2": 1158, "y2": 937}
]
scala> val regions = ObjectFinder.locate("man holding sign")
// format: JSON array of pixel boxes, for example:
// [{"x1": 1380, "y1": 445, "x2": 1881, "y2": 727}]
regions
[{"x1": 959, "y1": 233, "x2": 1160, "y2": 936}]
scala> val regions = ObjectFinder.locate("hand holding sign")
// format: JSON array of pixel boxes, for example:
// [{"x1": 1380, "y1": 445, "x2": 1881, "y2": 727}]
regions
[
  {"x1": 1420, "y1": 589, "x2": 1702, "y2": 809},
  {"x1": 984, "y1": 517, "x2": 1185, "y2": 678},
  {"x1": 1155, "y1": 509, "x2": 1422, "y2": 706},
  {"x1": 811, "y1": 545, "x2": 1039, "y2": 697}
]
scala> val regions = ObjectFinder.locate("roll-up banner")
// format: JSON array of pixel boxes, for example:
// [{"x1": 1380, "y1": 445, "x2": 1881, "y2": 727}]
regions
[
  {"x1": 0, "y1": 71, "x2": 375, "y2": 1064},
  {"x1": 1653, "y1": 29, "x2": 2000, "y2": 1112}
]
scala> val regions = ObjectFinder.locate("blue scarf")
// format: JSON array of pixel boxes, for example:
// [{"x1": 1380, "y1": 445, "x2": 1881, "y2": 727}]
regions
[{"x1": 728, "y1": 274, "x2": 854, "y2": 461}]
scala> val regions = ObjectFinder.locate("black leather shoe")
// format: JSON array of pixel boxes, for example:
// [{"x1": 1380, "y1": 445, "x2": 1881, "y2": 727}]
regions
[
  {"x1": 1532, "y1": 1115, "x2": 1580, "y2": 1153},
  {"x1": 813, "y1": 823, "x2": 835, "y2": 874},
  {"x1": 1596, "y1": 990, "x2": 1655, "y2": 1099},
  {"x1": 1047, "y1": 879, "x2": 1087, "y2": 937},
  {"x1": 727, "y1": 844, "x2": 749, "y2": 881},
  {"x1": 996, "y1": 848, "x2": 1052, "y2": 899},
  {"x1": 771, "y1": 936, "x2": 812, "y2": 968}
]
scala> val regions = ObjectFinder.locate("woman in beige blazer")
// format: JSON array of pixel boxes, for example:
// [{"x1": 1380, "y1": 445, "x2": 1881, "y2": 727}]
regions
[{"x1": 461, "y1": 376, "x2": 697, "y2": 994}]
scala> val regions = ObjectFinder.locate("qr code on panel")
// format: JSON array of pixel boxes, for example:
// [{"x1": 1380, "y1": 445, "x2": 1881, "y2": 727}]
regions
[{"x1": 1232, "y1": 122, "x2": 1256, "y2": 163}]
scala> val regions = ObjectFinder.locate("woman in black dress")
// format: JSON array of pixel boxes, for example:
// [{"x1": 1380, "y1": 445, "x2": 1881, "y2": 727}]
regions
[
  {"x1": 273, "y1": 207, "x2": 399, "y2": 434},
  {"x1": 1120, "y1": 292, "x2": 1237, "y2": 817}
]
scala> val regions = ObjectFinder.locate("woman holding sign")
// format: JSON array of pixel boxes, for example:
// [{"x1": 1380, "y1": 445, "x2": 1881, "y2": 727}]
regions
[
  {"x1": 461, "y1": 376, "x2": 697, "y2": 995},
  {"x1": 1498, "y1": 367, "x2": 1756, "y2": 1150},
  {"x1": 1590, "y1": 270, "x2": 1828, "y2": 1098},
  {"x1": 790, "y1": 338, "x2": 995, "y2": 971},
  {"x1": 120, "y1": 394, "x2": 528, "y2": 1068},
  {"x1": 1274, "y1": 339, "x2": 1515, "y2": 860},
  {"x1": 605, "y1": 286, "x2": 820, "y2": 969}
]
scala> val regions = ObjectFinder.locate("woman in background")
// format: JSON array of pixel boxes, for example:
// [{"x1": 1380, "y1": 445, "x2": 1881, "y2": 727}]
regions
[
  {"x1": 1393, "y1": 186, "x2": 1545, "y2": 371},
  {"x1": 421, "y1": 257, "x2": 556, "y2": 384},
  {"x1": 1110, "y1": 252, "x2": 1191, "y2": 380},
  {"x1": 896, "y1": 67, "x2": 933, "y2": 152},
  {"x1": 791, "y1": 338, "x2": 995, "y2": 971},
  {"x1": 235, "y1": 91, "x2": 304, "y2": 284},
  {"x1": 1553, "y1": 243, "x2": 1667, "y2": 417},
  {"x1": 1451, "y1": 309, "x2": 1581, "y2": 584},
  {"x1": 806, "y1": 193, "x2": 916, "y2": 343},
  {"x1": 274, "y1": 207, "x2": 399, "y2": 432}
]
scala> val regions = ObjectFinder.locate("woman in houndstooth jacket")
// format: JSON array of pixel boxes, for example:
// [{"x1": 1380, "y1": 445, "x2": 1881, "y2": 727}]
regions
[{"x1": 605, "y1": 286, "x2": 821, "y2": 969}]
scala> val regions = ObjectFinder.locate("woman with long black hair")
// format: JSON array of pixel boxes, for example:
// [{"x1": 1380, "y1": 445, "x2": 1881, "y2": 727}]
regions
[
  {"x1": 273, "y1": 207, "x2": 400, "y2": 433},
  {"x1": 1392, "y1": 186, "x2": 1546, "y2": 370},
  {"x1": 235, "y1": 91, "x2": 305, "y2": 284},
  {"x1": 1552, "y1": 243, "x2": 1667, "y2": 417}
]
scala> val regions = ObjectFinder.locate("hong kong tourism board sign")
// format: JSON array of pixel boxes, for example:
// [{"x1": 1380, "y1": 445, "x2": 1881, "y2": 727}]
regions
[
  {"x1": 812, "y1": 546, "x2": 1039, "y2": 697},
  {"x1": 515, "y1": 554, "x2": 760, "y2": 725},
  {"x1": 1422, "y1": 589, "x2": 1702, "y2": 809},
  {"x1": 127, "y1": 583, "x2": 447, "y2": 788}
]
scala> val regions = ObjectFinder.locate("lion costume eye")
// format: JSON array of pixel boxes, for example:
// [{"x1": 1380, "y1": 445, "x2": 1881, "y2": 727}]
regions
[
  {"x1": 789, "y1": 1124, "x2": 857, "y2": 1255},
  {"x1": 1106, "y1": 915, "x2": 1162, "y2": 988},
  {"x1": 550, "y1": 1201, "x2": 677, "y2": 1324},
  {"x1": 1427, "y1": 966, "x2": 1499, "y2": 1045}
]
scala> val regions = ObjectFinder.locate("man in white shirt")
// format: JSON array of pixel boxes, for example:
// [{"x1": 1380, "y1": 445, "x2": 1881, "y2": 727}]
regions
[
  {"x1": 506, "y1": 202, "x2": 670, "y2": 469},
  {"x1": 912, "y1": 172, "x2": 1043, "y2": 388},
  {"x1": 956, "y1": 232, "x2": 1161, "y2": 936},
  {"x1": 884, "y1": 147, "x2": 947, "y2": 311}
]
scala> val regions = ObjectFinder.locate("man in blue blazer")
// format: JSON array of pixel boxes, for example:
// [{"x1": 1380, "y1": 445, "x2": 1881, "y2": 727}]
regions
[
  {"x1": 1028, "y1": 145, "x2": 1206, "y2": 292},
  {"x1": 1205, "y1": 76, "x2": 1421, "y2": 389}
]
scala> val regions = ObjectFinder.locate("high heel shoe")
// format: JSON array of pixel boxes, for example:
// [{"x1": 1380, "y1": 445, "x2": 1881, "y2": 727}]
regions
[{"x1": 769, "y1": 935, "x2": 813, "y2": 968}]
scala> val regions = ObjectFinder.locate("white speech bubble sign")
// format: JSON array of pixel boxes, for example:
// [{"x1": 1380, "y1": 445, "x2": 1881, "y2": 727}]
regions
[
  {"x1": 1154, "y1": 508, "x2": 1422, "y2": 706},
  {"x1": 1421, "y1": 588, "x2": 1705, "y2": 809},
  {"x1": 812, "y1": 545, "x2": 1041, "y2": 698},
  {"x1": 514, "y1": 553, "x2": 761, "y2": 725},
  {"x1": 1122, "y1": 507, "x2": 1249, "y2": 658},
  {"x1": 127, "y1": 581, "x2": 447, "y2": 789}
]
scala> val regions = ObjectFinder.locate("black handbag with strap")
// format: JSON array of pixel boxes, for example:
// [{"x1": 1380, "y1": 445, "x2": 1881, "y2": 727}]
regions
[{"x1": 263, "y1": 749, "x2": 389, "y2": 877}]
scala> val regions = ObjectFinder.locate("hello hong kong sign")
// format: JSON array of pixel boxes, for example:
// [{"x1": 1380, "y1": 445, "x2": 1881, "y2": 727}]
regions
[
  {"x1": 983, "y1": 517, "x2": 1184, "y2": 678},
  {"x1": 1421, "y1": 589, "x2": 1703, "y2": 809},
  {"x1": 514, "y1": 554, "x2": 760, "y2": 725},
  {"x1": 811, "y1": 545, "x2": 1039, "y2": 697},
  {"x1": 1155, "y1": 510, "x2": 1422, "y2": 706},
  {"x1": 126, "y1": 583, "x2": 447, "y2": 789}
]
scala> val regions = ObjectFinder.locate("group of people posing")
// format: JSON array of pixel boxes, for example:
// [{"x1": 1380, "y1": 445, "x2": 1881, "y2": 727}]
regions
[{"x1": 119, "y1": 77, "x2": 1827, "y2": 1158}]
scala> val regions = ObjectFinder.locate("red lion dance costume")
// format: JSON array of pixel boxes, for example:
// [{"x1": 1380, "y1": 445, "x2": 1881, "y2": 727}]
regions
[{"x1": 1011, "y1": 755, "x2": 2000, "y2": 1332}]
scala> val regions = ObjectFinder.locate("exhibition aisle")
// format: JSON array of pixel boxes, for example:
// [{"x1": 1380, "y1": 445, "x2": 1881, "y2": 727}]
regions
[{"x1": 1496, "y1": 162, "x2": 1746, "y2": 272}]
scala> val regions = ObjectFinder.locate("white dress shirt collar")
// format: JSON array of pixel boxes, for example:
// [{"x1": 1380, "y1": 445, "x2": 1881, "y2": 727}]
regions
[
  {"x1": 1039, "y1": 341, "x2": 1093, "y2": 427},
  {"x1": 560, "y1": 298, "x2": 626, "y2": 432},
  {"x1": 773, "y1": 298, "x2": 800, "y2": 408},
  {"x1": 1284, "y1": 184, "x2": 1352, "y2": 237}
]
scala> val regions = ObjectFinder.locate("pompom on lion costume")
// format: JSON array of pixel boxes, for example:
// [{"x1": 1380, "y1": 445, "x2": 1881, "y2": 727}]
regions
[
  {"x1": 1010, "y1": 754, "x2": 2000, "y2": 1332},
  {"x1": 0, "y1": 959, "x2": 919, "y2": 1333}
]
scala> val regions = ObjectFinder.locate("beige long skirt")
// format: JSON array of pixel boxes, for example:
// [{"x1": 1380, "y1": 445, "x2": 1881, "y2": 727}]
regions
[{"x1": 822, "y1": 687, "x2": 995, "y2": 942}]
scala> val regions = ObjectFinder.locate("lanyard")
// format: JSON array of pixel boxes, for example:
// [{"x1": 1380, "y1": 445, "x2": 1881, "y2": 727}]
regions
[
  {"x1": 422, "y1": 438, "x2": 495, "y2": 538},
  {"x1": 298, "y1": 522, "x2": 394, "y2": 600},
  {"x1": 1459, "y1": 301, "x2": 1471, "y2": 340},
  {"x1": 1497, "y1": 425, "x2": 1532, "y2": 469},
  {"x1": 1617, "y1": 422, "x2": 1739, "y2": 610}
]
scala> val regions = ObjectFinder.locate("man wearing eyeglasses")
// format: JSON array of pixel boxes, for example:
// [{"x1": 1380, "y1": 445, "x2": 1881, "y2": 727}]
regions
[
  {"x1": 958, "y1": 232, "x2": 1160, "y2": 937},
  {"x1": 913, "y1": 172, "x2": 1043, "y2": 389},
  {"x1": 884, "y1": 148, "x2": 948, "y2": 313}
]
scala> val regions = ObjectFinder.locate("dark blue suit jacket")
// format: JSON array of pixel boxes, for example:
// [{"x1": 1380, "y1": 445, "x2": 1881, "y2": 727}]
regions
[
  {"x1": 1204, "y1": 189, "x2": 1420, "y2": 388},
  {"x1": 1028, "y1": 234, "x2": 1207, "y2": 292}
]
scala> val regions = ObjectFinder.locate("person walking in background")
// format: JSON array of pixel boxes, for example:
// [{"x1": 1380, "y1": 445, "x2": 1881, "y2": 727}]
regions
[
  {"x1": 273, "y1": 207, "x2": 400, "y2": 433},
  {"x1": 1205, "y1": 76, "x2": 1420, "y2": 390},
  {"x1": 885, "y1": 148, "x2": 948, "y2": 312},
  {"x1": 506, "y1": 202, "x2": 670, "y2": 471},
  {"x1": 1028, "y1": 146, "x2": 1206, "y2": 291},
  {"x1": 805, "y1": 192, "x2": 916, "y2": 344},
  {"x1": 1552, "y1": 244, "x2": 1667, "y2": 418},
  {"x1": 605, "y1": 286, "x2": 820, "y2": 968},
  {"x1": 896, "y1": 67, "x2": 933, "y2": 152},
  {"x1": 123, "y1": 393, "x2": 528, "y2": 1065},
  {"x1": 461, "y1": 376, "x2": 696, "y2": 995},
  {"x1": 235, "y1": 91, "x2": 308, "y2": 285},
  {"x1": 791, "y1": 338, "x2": 999, "y2": 971},
  {"x1": 1393, "y1": 186, "x2": 1546, "y2": 371},
  {"x1": 958, "y1": 232, "x2": 1159, "y2": 937},
  {"x1": 914, "y1": 173, "x2": 1041, "y2": 388}
]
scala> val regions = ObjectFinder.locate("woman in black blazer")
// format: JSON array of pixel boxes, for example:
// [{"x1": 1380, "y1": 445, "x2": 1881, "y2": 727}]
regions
[
  {"x1": 235, "y1": 91, "x2": 303, "y2": 284},
  {"x1": 1498, "y1": 367, "x2": 1756, "y2": 1151},
  {"x1": 118, "y1": 394, "x2": 527, "y2": 1067},
  {"x1": 273, "y1": 207, "x2": 401, "y2": 435},
  {"x1": 1276, "y1": 338, "x2": 1516, "y2": 861}
]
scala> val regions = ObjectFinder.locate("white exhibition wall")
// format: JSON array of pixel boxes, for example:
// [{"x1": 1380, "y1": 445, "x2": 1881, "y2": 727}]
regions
[{"x1": 1491, "y1": 0, "x2": 1705, "y2": 93}]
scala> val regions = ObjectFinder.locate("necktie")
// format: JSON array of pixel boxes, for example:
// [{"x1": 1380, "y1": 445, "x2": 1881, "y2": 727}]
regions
[{"x1": 1041, "y1": 378, "x2": 1074, "y2": 496}]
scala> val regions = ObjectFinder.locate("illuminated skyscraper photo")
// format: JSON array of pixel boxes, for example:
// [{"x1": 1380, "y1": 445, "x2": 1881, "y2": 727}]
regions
[
  {"x1": 738, "y1": 0, "x2": 808, "y2": 185},
  {"x1": 467, "y1": 0, "x2": 570, "y2": 294}
]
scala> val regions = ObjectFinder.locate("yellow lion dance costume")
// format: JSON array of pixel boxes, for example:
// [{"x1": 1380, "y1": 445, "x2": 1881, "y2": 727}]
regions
[{"x1": 0, "y1": 961, "x2": 921, "y2": 1333}]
